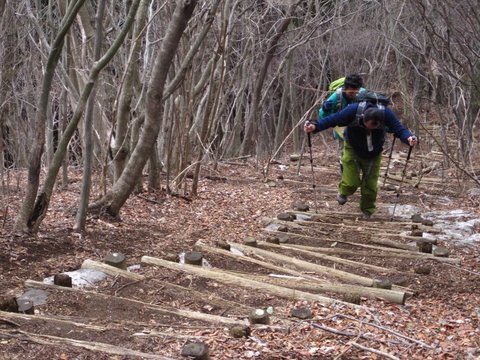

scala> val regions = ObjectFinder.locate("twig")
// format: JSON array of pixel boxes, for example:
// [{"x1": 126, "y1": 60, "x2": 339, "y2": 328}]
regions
[
  {"x1": 334, "y1": 314, "x2": 434, "y2": 349},
  {"x1": 114, "y1": 280, "x2": 142, "y2": 296},
  {"x1": 444, "y1": 262, "x2": 480, "y2": 276},
  {"x1": 350, "y1": 341, "x2": 400, "y2": 360},
  {"x1": 0, "y1": 318, "x2": 20, "y2": 327},
  {"x1": 135, "y1": 194, "x2": 165, "y2": 205}
]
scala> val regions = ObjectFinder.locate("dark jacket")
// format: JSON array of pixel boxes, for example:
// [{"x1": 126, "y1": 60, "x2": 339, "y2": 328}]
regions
[{"x1": 312, "y1": 103, "x2": 412, "y2": 159}]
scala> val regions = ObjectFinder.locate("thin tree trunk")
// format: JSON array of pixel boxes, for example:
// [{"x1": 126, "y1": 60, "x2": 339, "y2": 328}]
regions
[
  {"x1": 75, "y1": 0, "x2": 106, "y2": 232},
  {"x1": 14, "y1": 0, "x2": 87, "y2": 233},
  {"x1": 112, "y1": 0, "x2": 150, "y2": 182},
  {"x1": 93, "y1": 0, "x2": 198, "y2": 216},
  {"x1": 20, "y1": 0, "x2": 141, "y2": 233}
]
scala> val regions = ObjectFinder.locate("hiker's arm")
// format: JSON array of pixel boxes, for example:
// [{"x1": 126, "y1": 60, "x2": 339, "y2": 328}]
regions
[
  {"x1": 319, "y1": 93, "x2": 338, "y2": 118},
  {"x1": 306, "y1": 104, "x2": 357, "y2": 133},
  {"x1": 384, "y1": 109, "x2": 414, "y2": 144}
]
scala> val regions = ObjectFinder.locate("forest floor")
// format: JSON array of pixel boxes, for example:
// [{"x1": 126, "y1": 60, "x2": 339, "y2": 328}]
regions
[{"x1": 0, "y1": 140, "x2": 479, "y2": 360}]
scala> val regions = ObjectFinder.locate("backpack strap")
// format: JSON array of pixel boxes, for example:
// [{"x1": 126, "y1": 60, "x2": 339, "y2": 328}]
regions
[
  {"x1": 352, "y1": 102, "x2": 385, "y2": 127},
  {"x1": 335, "y1": 88, "x2": 343, "y2": 111}
]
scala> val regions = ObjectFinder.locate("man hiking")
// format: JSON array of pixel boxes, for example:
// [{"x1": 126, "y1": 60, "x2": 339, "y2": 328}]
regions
[
  {"x1": 304, "y1": 103, "x2": 417, "y2": 219},
  {"x1": 320, "y1": 74, "x2": 365, "y2": 173}
]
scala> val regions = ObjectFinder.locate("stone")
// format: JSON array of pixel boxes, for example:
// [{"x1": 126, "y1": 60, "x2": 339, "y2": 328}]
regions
[
  {"x1": 411, "y1": 230, "x2": 424, "y2": 237},
  {"x1": 277, "y1": 213, "x2": 296, "y2": 222},
  {"x1": 229, "y1": 325, "x2": 251, "y2": 338},
  {"x1": 181, "y1": 342, "x2": 210, "y2": 360},
  {"x1": 104, "y1": 253, "x2": 127, "y2": 269},
  {"x1": 291, "y1": 307, "x2": 313, "y2": 320},
  {"x1": 244, "y1": 237, "x2": 257, "y2": 247},
  {"x1": 411, "y1": 213, "x2": 424, "y2": 223},
  {"x1": 215, "y1": 241, "x2": 231, "y2": 251},
  {"x1": 292, "y1": 201, "x2": 309, "y2": 212},
  {"x1": 164, "y1": 253, "x2": 179, "y2": 262},
  {"x1": 414, "y1": 265, "x2": 432, "y2": 275},
  {"x1": 277, "y1": 225, "x2": 288, "y2": 232},
  {"x1": 417, "y1": 242, "x2": 433, "y2": 253},
  {"x1": 373, "y1": 279, "x2": 392, "y2": 290},
  {"x1": 265, "y1": 236, "x2": 280, "y2": 244},
  {"x1": 433, "y1": 246, "x2": 449, "y2": 257},
  {"x1": 343, "y1": 293, "x2": 361, "y2": 305},
  {"x1": 16, "y1": 299, "x2": 34, "y2": 314},
  {"x1": 184, "y1": 251, "x2": 203, "y2": 266},
  {"x1": 422, "y1": 219, "x2": 434, "y2": 226},
  {"x1": 54, "y1": 274, "x2": 72, "y2": 288}
]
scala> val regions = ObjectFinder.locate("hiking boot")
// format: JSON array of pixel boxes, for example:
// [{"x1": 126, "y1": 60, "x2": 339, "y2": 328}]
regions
[
  {"x1": 336, "y1": 193, "x2": 347, "y2": 205},
  {"x1": 362, "y1": 212, "x2": 372, "y2": 220}
]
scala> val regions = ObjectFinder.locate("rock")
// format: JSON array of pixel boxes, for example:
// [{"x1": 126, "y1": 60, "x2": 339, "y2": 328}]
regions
[
  {"x1": 373, "y1": 279, "x2": 392, "y2": 290},
  {"x1": 411, "y1": 230, "x2": 424, "y2": 237},
  {"x1": 16, "y1": 299, "x2": 34, "y2": 314},
  {"x1": 229, "y1": 325, "x2": 251, "y2": 338},
  {"x1": 164, "y1": 253, "x2": 179, "y2": 262},
  {"x1": 104, "y1": 253, "x2": 127, "y2": 269},
  {"x1": 417, "y1": 242, "x2": 432, "y2": 253},
  {"x1": 343, "y1": 293, "x2": 361, "y2": 305},
  {"x1": 181, "y1": 342, "x2": 210, "y2": 360},
  {"x1": 291, "y1": 307, "x2": 313, "y2": 319},
  {"x1": 277, "y1": 225, "x2": 288, "y2": 233},
  {"x1": 215, "y1": 241, "x2": 231, "y2": 251},
  {"x1": 414, "y1": 265, "x2": 432, "y2": 275},
  {"x1": 292, "y1": 201, "x2": 309, "y2": 212},
  {"x1": 277, "y1": 213, "x2": 296, "y2": 222},
  {"x1": 411, "y1": 213, "x2": 424, "y2": 223},
  {"x1": 249, "y1": 308, "x2": 270, "y2": 325},
  {"x1": 422, "y1": 219, "x2": 434, "y2": 226},
  {"x1": 290, "y1": 154, "x2": 301, "y2": 162},
  {"x1": 54, "y1": 274, "x2": 72, "y2": 288},
  {"x1": 0, "y1": 296, "x2": 18, "y2": 312},
  {"x1": 184, "y1": 251, "x2": 203, "y2": 266},
  {"x1": 277, "y1": 233, "x2": 290, "y2": 243},
  {"x1": 244, "y1": 237, "x2": 257, "y2": 247},
  {"x1": 433, "y1": 246, "x2": 449, "y2": 257},
  {"x1": 389, "y1": 275, "x2": 409, "y2": 287},
  {"x1": 265, "y1": 236, "x2": 280, "y2": 244}
]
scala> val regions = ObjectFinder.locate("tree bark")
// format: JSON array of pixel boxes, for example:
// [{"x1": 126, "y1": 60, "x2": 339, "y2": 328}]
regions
[
  {"x1": 14, "y1": 0, "x2": 87, "y2": 233},
  {"x1": 93, "y1": 0, "x2": 198, "y2": 216}
]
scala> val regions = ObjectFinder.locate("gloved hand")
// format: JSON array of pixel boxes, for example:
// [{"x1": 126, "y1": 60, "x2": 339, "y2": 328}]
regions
[
  {"x1": 407, "y1": 135, "x2": 418, "y2": 146},
  {"x1": 304, "y1": 120, "x2": 316, "y2": 133}
]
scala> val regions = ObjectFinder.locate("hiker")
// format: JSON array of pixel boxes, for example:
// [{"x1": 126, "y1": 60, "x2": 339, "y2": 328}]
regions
[
  {"x1": 304, "y1": 104, "x2": 417, "y2": 219},
  {"x1": 320, "y1": 74, "x2": 365, "y2": 173}
]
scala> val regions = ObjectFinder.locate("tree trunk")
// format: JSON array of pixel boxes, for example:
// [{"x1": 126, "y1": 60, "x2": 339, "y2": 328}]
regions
[
  {"x1": 18, "y1": 0, "x2": 141, "y2": 233},
  {"x1": 93, "y1": 0, "x2": 198, "y2": 216},
  {"x1": 112, "y1": 0, "x2": 150, "y2": 182},
  {"x1": 75, "y1": 0, "x2": 106, "y2": 232},
  {"x1": 14, "y1": 0, "x2": 87, "y2": 233}
]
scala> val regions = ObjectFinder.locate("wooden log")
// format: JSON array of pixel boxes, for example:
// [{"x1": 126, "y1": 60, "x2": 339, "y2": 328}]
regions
[
  {"x1": 141, "y1": 256, "x2": 360, "y2": 308},
  {"x1": 24, "y1": 280, "x2": 246, "y2": 326},
  {"x1": 248, "y1": 309, "x2": 270, "y2": 325},
  {"x1": 195, "y1": 242, "x2": 407, "y2": 304},
  {"x1": 245, "y1": 274, "x2": 406, "y2": 305},
  {"x1": 0, "y1": 328, "x2": 174, "y2": 359},
  {"x1": 81, "y1": 259, "x2": 144, "y2": 281},
  {"x1": 284, "y1": 242, "x2": 461, "y2": 265},
  {"x1": 258, "y1": 241, "x2": 396, "y2": 274},
  {"x1": 0, "y1": 310, "x2": 106, "y2": 331},
  {"x1": 228, "y1": 243, "x2": 376, "y2": 287}
]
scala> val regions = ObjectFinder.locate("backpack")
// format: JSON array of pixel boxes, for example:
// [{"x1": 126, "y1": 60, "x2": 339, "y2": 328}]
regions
[
  {"x1": 327, "y1": 77, "x2": 346, "y2": 111},
  {"x1": 352, "y1": 90, "x2": 392, "y2": 127}
]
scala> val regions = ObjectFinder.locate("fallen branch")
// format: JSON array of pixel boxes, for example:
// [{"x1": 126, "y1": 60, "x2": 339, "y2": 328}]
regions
[
  {"x1": 81, "y1": 259, "x2": 144, "y2": 281},
  {"x1": 334, "y1": 314, "x2": 434, "y2": 349},
  {"x1": 350, "y1": 341, "x2": 400, "y2": 360},
  {"x1": 0, "y1": 328, "x2": 174, "y2": 359}
]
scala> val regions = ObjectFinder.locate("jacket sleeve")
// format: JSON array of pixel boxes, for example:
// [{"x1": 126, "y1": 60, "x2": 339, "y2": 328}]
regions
[
  {"x1": 319, "y1": 92, "x2": 338, "y2": 118},
  {"x1": 312, "y1": 103, "x2": 358, "y2": 133},
  {"x1": 384, "y1": 108, "x2": 412, "y2": 143}
]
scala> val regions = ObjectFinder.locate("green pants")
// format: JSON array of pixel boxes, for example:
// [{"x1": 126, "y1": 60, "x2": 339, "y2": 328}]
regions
[{"x1": 339, "y1": 142, "x2": 382, "y2": 215}]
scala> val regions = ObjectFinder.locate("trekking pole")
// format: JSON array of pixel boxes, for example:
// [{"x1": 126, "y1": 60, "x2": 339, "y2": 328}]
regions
[
  {"x1": 391, "y1": 145, "x2": 413, "y2": 220},
  {"x1": 306, "y1": 122, "x2": 318, "y2": 213},
  {"x1": 382, "y1": 135, "x2": 397, "y2": 188}
]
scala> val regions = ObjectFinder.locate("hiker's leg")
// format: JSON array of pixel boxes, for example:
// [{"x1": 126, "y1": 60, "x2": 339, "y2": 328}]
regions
[
  {"x1": 339, "y1": 142, "x2": 361, "y2": 196},
  {"x1": 359, "y1": 154, "x2": 382, "y2": 214}
]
